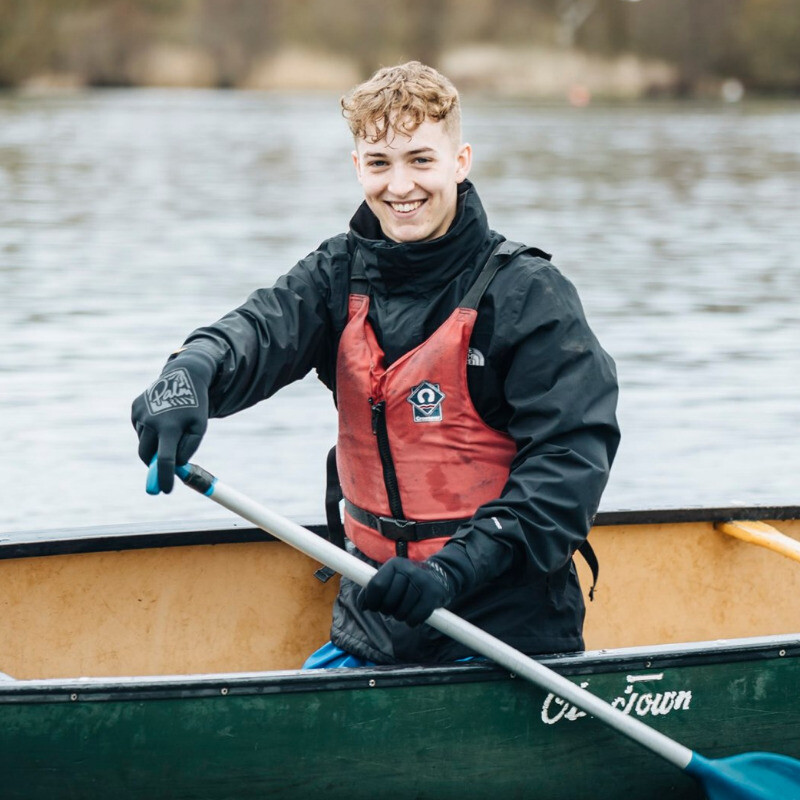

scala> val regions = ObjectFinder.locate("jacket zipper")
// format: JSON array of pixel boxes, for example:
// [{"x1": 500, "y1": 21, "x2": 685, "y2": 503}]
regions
[{"x1": 369, "y1": 397, "x2": 408, "y2": 557}]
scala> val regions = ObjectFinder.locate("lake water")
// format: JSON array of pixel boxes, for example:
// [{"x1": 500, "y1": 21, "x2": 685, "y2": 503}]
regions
[{"x1": 1, "y1": 90, "x2": 799, "y2": 534}]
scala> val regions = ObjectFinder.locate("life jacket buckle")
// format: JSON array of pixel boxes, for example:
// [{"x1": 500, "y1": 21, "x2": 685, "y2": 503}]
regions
[{"x1": 377, "y1": 516, "x2": 416, "y2": 541}]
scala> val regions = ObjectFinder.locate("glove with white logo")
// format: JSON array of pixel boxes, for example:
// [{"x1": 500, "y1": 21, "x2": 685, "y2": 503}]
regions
[
  {"x1": 358, "y1": 544, "x2": 477, "y2": 627},
  {"x1": 131, "y1": 350, "x2": 216, "y2": 494}
]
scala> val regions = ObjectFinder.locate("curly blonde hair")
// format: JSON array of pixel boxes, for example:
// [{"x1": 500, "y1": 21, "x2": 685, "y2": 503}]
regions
[{"x1": 341, "y1": 61, "x2": 461, "y2": 144}]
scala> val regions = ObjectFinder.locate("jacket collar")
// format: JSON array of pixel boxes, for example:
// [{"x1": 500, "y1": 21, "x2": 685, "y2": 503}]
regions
[{"x1": 347, "y1": 181, "x2": 490, "y2": 295}]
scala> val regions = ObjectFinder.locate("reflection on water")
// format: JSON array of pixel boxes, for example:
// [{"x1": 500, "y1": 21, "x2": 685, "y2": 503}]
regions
[{"x1": 1, "y1": 90, "x2": 799, "y2": 533}]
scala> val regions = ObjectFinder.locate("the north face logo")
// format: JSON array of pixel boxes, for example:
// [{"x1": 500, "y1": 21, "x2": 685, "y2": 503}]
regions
[
  {"x1": 407, "y1": 381, "x2": 446, "y2": 423},
  {"x1": 145, "y1": 368, "x2": 199, "y2": 415}
]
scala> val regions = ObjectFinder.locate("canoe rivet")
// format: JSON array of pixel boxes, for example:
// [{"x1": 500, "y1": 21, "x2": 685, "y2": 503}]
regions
[
  {"x1": 221, "y1": 687, "x2": 228, "y2": 695},
  {"x1": 645, "y1": 661, "x2": 652, "y2": 668},
  {"x1": 510, "y1": 673, "x2": 516, "y2": 679},
  {"x1": 779, "y1": 650, "x2": 786, "y2": 657},
  {"x1": 70, "y1": 693, "x2": 78, "y2": 702},
  {"x1": 368, "y1": 679, "x2": 376, "y2": 688}
]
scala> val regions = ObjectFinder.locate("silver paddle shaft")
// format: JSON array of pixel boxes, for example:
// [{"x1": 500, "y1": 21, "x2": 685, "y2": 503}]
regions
[{"x1": 191, "y1": 470, "x2": 694, "y2": 771}]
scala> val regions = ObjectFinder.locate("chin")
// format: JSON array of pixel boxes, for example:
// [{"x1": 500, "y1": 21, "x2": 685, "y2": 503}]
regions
[
  {"x1": 393, "y1": 232, "x2": 429, "y2": 243},
  {"x1": 386, "y1": 223, "x2": 437, "y2": 243}
]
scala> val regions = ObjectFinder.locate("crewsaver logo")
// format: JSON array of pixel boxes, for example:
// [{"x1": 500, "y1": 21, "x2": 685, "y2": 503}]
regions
[{"x1": 407, "y1": 381, "x2": 446, "y2": 423}]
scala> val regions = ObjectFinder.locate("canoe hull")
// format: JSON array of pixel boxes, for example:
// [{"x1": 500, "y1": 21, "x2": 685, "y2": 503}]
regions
[
  {"x1": 2, "y1": 635, "x2": 799, "y2": 799},
  {"x1": 2, "y1": 507, "x2": 800, "y2": 797}
]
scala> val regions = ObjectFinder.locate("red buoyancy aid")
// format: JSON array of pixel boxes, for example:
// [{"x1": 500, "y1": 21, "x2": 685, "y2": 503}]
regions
[{"x1": 335, "y1": 242, "x2": 527, "y2": 563}]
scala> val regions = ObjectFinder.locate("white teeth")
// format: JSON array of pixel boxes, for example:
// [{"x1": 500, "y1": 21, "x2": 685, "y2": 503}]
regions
[{"x1": 391, "y1": 201, "x2": 423, "y2": 213}]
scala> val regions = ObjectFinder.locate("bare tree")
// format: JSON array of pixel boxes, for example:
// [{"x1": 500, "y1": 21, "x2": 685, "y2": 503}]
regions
[
  {"x1": 555, "y1": 0, "x2": 598, "y2": 47},
  {"x1": 402, "y1": 0, "x2": 446, "y2": 67},
  {"x1": 194, "y1": 0, "x2": 282, "y2": 87}
]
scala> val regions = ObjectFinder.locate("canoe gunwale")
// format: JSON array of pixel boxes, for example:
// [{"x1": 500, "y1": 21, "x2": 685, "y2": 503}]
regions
[
  {"x1": 1, "y1": 632, "x2": 797, "y2": 705},
  {"x1": 2, "y1": 505, "x2": 800, "y2": 561},
  {"x1": 0, "y1": 518, "x2": 329, "y2": 561}
]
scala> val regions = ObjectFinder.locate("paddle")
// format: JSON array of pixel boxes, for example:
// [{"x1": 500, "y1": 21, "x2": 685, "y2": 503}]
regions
[
  {"x1": 152, "y1": 459, "x2": 800, "y2": 800},
  {"x1": 716, "y1": 520, "x2": 800, "y2": 566}
]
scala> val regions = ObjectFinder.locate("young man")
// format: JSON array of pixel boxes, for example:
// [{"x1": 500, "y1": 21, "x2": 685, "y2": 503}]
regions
[{"x1": 132, "y1": 62, "x2": 620, "y2": 667}]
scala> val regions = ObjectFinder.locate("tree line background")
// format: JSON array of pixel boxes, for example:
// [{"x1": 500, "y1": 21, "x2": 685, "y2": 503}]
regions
[{"x1": 1, "y1": 0, "x2": 799, "y2": 94}]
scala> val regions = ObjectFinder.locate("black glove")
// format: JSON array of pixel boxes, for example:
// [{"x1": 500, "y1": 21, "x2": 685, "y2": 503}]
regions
[
  {"x1": 358, "y1": 545, "x2": 476, "y2": 627},
  {"x1": 131, "y1": 350, "x2": 216, "y2": 494}
]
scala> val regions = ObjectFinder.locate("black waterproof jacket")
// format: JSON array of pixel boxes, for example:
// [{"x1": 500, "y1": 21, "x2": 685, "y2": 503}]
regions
[{"x1": 181, "y1": 181, "x2": 620, "y2": 663}]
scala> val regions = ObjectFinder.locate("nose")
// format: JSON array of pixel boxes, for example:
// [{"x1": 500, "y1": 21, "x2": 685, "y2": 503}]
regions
[{"x1": 387, "y1": 164, "x2": 415, "y2": 197}]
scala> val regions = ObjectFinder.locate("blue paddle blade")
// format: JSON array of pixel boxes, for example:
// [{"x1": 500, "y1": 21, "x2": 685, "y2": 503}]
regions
[{"x1": 686, "y1": 752, "x2": 800, "y2": 799}]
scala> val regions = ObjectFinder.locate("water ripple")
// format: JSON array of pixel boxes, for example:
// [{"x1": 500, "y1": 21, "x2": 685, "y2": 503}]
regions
[{"x1": 1, "y1": 92, "x2": 799, "y2": 531}]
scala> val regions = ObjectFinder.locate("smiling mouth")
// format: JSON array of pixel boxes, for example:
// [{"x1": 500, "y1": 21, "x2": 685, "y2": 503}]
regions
[{"x1": 388, "y1": 199, "x2": 425, "y2": 214}]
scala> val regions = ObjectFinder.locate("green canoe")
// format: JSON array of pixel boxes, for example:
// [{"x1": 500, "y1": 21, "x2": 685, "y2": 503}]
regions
[{"x1": 1, "y1": 506, "x2": 799, "y2": 799}]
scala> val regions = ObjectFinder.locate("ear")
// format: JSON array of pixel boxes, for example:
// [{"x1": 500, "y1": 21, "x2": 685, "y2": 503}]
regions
[
  {"x1": 352, "y1": 150, "x2": 363, "y2": 184},
  {"x1": 455, "y1": 142, "x2": 472, "y2": 183}
]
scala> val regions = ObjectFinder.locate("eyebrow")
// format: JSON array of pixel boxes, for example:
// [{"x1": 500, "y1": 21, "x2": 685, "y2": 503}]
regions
[{"x1": 363, "y1": 147, "x2": 436, "y2": 158}]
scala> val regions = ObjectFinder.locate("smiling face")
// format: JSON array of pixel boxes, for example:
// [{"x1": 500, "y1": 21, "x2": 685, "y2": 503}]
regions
[{"x1": 352, "y1": 118, "x2": 472, "y2": 243}]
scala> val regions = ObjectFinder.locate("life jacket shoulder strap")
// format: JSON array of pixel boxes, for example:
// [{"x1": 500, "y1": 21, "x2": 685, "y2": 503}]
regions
[
  {"x1": 349, "y1": 248, "x2": 369, "y2": 295},
  {"x1": 460, "y1": 240, "x2": 550, "y2": 310}
]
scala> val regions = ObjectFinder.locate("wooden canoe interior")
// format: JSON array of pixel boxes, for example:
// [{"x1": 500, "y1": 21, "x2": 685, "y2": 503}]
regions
[{"x1": 1, "y1": 517, "x2": 799, "y2": 680}]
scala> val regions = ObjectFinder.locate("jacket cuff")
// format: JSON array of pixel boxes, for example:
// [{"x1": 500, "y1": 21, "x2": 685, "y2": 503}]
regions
[
  {"x1": 162, "y1": 348, "x2": 218, "y2": 388},
  {"x1": 427, "y1": 541, "x2": 479, "y2": 598}
]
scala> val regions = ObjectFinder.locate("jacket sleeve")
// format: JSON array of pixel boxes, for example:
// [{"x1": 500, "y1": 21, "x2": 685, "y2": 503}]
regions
[
  {"x1": 177, "y1": 240, "x2": 348, "y2": 418},
  {"x1": 441, "y1": 260, "x2": 620, "y2": 586}
]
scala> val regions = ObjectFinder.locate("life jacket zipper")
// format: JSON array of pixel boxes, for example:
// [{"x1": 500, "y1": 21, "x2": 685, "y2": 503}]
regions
[{"x1": 369, "y1": 397, "x2": 408, "y2": 557}]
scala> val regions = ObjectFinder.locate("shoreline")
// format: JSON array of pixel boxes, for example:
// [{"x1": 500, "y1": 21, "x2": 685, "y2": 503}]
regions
[{"x1": 11, "y1": 44, "x2": 755, "y2": 103}]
